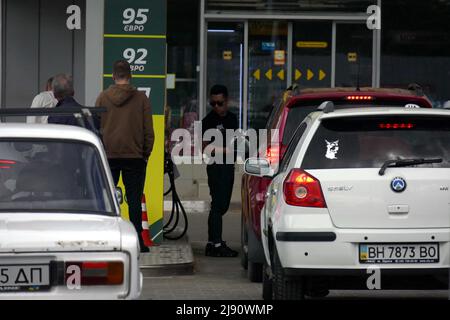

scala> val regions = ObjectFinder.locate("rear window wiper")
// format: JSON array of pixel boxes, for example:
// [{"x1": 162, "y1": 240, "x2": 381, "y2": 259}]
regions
[{"x1": 379, "y1": 158, "x2": 443, "y2": 176}]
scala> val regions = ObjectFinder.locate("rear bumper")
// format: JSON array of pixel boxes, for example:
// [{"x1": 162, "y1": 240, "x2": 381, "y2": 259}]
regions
[
  {"x1": 275, "y1": 228, "x2": 450, "y2": 270},
  {"x1": 284, "y1": 267, "x2": 449, "y2": 290},
  {"x1": 0, "y1": 251, "x2": 141, "y2": 300},
  {"x1": 268, "y1": 204, "x2": 450, "y2": 290},
  {"x1": 276, "y1": 232, "x2": 337, "y2": 242},
  {"x1": 284, "y1": 267, "x2": 449, "y2": 277}
]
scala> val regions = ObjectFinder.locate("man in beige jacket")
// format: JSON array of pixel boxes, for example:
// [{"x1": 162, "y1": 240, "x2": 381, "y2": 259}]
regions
[
  {"x1": 96, "y1": 60, "x2": 154, "y2": 252},
  {"x1": 27, "y1": 77, "x2": 58, "y2": 124}
]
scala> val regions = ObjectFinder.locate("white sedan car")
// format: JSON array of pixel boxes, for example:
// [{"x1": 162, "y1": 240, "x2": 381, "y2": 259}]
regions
[
  {"x1": 0, "y1": 124, "x2": 142, "y2": 299},
  {"x1": 245, "y1": 105, "x2": 450, "y2": 300}
]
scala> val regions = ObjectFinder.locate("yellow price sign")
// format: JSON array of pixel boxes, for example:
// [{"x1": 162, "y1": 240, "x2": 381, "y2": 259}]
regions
[
  {"x1": 296, "y1": 41, "x2": 328, "y2": 49},
  {"x1": 223, "y1": 50, "x2": 232, "y2": 61},
  {"x1": 348, "y1": 52, "x2": 358, "y2": 62},
  {"x1": 274, "y1": 50, "x2": 285, "y2": 66}
]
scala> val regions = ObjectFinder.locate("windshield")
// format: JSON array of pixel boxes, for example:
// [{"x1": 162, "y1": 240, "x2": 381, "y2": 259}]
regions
[
  {"x1": 301, "y1": 116, "x2": 450, "y2": 169},
  {"x1": 0, "y1": 140, "x2": 114, "y2": 214}
]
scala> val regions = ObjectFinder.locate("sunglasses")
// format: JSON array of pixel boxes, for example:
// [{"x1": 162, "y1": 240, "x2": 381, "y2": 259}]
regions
[{"x1": 210, "y1": 100, "x2": 225, "y2": 107}]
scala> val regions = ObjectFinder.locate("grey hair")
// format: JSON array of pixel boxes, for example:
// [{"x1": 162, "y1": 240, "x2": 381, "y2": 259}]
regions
[{"x1": 52, "y1": 74, "x2": 74, "y2": 100}]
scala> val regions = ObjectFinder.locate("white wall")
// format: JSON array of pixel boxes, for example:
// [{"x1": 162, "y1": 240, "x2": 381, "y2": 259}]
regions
[{"x1": 85, "y1": 0, "x2": 104, "y2": 106}]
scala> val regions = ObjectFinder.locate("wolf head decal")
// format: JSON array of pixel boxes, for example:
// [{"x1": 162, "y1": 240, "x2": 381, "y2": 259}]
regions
[{"x1": 325, "y1": 140, "x2": 339, "y2": 160}]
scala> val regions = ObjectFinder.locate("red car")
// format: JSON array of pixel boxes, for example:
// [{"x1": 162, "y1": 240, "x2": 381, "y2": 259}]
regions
[{"x1": 241, "y1": 87, "x2": 433, "y2": 282}]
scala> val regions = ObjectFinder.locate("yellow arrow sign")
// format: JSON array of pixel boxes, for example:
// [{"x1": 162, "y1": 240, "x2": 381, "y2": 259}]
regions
[
  {"x1": 265, "y1": 69, "x2": 273, "y2": 80},
  {"x1": 253, "y1": 69, "x2": 261, "y2": 80},
  {"x1": 319, "y1": 70, "x2": 326, "y2": 81},
  {"x1": 295, "y1": 69, "x2": 302, "y2": 81},
  {"x1": 277, "y1": 69, "x2": 285, "y2": 81},
  {"x1": 307, "y1": 69, "x2": 314, "y2": 81}
]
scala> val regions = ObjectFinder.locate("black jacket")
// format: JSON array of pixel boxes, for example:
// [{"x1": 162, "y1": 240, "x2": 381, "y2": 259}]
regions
[
  {"x1": 48, "y1": 96, "x2": 100, "y2": 132},
  {"x1": 48, "y1": 96, "x2": 81, "y2": 127}
]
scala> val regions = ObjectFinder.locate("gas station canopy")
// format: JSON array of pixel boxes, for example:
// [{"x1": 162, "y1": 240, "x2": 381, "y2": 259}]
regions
[{"x1": 206, "y1": 0, "x2": 376, "y2": 12}]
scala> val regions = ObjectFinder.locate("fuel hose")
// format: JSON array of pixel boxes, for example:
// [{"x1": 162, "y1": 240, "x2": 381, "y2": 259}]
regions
[{"x1": 163, "y1": 152, "x2": 188, "y2": 240}]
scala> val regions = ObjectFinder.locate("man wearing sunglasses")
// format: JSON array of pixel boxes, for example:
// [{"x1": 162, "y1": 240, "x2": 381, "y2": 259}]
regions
[{"x1": 202, "y1": 84, "x2": 239, "y2": 257}]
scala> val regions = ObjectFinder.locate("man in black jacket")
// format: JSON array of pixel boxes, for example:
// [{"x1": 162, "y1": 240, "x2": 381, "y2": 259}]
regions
[
  {"x1": 48, "y1": 74, "x2": 81, "y2": 126},
  {"x1": 48, "y1": 74, "x2": 99, "y2": 132},
  {"x1": 202, "y1": 84, "x2": 238, "y2": 257}
]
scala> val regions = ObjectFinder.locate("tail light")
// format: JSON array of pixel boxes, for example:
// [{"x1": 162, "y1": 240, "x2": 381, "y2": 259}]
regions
[
  {"x1": 379, "y1": 123, "x2": 415, "y2": 129},
  {"x1": 0, "y1": 160, "x2": 16, "y2": 164},
  {"x1": 0, "y1": 159, "x2": 16, "y2": 169},
  {"x1": 346, "y1": 95, "x2": 374, "y2": 101},
  {"x1": 283, "y1": 169, "x2": 327, "y2": 208},
  {"x1": 266, "y1": 145, "x2": 280, "y2": 164},
  {"x1": 65, "y1": 261, "x2": 124, "y2": 285}
]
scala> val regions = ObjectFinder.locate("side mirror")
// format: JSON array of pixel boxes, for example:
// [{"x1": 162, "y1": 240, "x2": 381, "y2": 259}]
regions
[
  {"x1": 115, "y1": 187, "x2": 124, "y2": 204},
  {"x1": 244, "y1": 157, "x2": 274, "y2": 177}
]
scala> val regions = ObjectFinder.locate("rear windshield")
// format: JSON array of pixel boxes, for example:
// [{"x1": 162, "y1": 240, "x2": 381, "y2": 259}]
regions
[
  {"x1": 301, "y1": 116, "x2": 450, "y2": 169},
  {"x1": 0, "y1": 140, "x2": 114, "y2": 214},
  {"x1": 283, "y1": 101, "x2": 424, "y2": 145}
]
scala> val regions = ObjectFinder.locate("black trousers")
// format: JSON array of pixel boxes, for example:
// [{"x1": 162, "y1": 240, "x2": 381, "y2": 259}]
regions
[
  {"x1": 207, "y1": 164, "x2": 235, "y2": 244},
  {"x1": 109, "y1": 158, "x2": 146, "y2": 241}
]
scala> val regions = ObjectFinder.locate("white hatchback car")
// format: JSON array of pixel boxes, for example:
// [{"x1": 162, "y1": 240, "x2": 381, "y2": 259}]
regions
[
  {"x1": 0, "y1": 122, "x2": 142, "y2": 299},
  {"x1": 245, "y1": 105, "x2": 450, "y2": 300}
]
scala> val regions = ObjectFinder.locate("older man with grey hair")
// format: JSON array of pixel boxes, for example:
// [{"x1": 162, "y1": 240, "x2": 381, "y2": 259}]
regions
[{"x1": 48, "y1": 73, "x2": 82, "y2": 127}]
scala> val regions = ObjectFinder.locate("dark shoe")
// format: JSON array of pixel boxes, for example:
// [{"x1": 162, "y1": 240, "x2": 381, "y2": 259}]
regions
[{"x1": 206, "y1": 242, "x2": 238, "y2": 257}]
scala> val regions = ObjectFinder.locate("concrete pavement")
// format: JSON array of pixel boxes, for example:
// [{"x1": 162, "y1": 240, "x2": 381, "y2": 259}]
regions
[
  {"x1": 141, "y1": 243, "x2": 261, "y2": 300},
  {"x1": 140, "y1": 207, "x2": 448, "y2": 300}
]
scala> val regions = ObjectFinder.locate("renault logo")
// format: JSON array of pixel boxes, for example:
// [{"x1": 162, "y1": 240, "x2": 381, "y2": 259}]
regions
[{"x1": 391, "y1": 177, "x2": 407, "y2": 193}]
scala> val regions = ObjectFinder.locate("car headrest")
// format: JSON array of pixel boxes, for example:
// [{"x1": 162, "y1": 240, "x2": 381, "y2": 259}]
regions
[{"x1": 16, "y1": 162, "x2": 73, "y2": 194}]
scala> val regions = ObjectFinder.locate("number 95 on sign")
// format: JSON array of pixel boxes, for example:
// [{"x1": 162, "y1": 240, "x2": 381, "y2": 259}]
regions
[{"x1": 122, "y1": 8, "x2": 150, "y2": 32}]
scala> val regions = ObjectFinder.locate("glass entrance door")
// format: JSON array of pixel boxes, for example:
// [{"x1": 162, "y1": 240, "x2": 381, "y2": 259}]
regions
[
  {"x1": 204, "y1": 19, "x2": 375, "y2": 131},
  {"x1": 247, "y1": 21, "x2": 288, "y2": 130},
  {"x1": 335, "y1": 23, "x2": 373, "y2": 88},
  {"x1": 292, "y1": 21, "x2": 332, "y2": 88},
  {"x1": 206, "y1": 22, "x2": 244, "y2": 127}
]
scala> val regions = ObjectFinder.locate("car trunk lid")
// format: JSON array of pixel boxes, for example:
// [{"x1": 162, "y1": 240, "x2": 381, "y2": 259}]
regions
[
  {"x1": 310, "y1": 168, "x2": 450, "y2": 229},
  {"x1": 0, "y1": 214, "x2": 122, "y2": 252}
]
